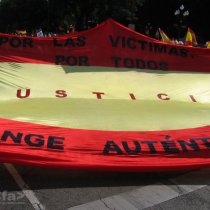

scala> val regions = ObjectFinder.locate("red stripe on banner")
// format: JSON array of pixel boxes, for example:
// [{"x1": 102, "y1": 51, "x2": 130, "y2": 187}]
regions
[
  {"x1": 1, "y1": 19, "x2": 210, "y2": 72},
  {"x1": 1, "y1": 118, "x2": 210, "y2": 171}
]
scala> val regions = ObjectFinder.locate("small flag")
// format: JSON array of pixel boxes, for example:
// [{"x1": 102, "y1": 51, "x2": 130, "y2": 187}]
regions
[
  {"x1": 206, "y1": 41, "x2": 210, "y2": 48},
  {"x1": 16, "y1": 30, "x2": 27, "y2": 35},
  {"x1": 36, "y1": 28, "x2": 44, "y2": 37},
  {"x1": 158, "y1": 28, "x2": 173, "y2": 43},
  {"x1": 185, "y1": 28, "x2": 193, "y2": 46},
  {"x1": 186, "y1": 28, "x2": 197, "y2": 46}
]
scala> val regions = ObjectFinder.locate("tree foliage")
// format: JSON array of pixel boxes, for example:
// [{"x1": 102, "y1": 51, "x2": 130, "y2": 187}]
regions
[
  {"x1": 0, "y1": 0, "x2": 145, "y2": 33},
  {"x1": 0, "y1": 0, "x2": 210, "y2": 41}
]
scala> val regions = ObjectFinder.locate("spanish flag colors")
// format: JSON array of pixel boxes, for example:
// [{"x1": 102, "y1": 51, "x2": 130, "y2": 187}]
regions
[
  {"x1": 1, "y1": 19, "x2": 210, "y2": 172},
  {"x1": 16, "y1": 30, "x2": 27, "y2": 35},
  {"x1": 206, "y1": 41, "x2": 210, "y2": 48},
  {"x1": 185, "y1": 28, "x2": 197, "y2": 46},
  {"x1": 158, "y1": 28, "x2": 173, "y2": 43}
]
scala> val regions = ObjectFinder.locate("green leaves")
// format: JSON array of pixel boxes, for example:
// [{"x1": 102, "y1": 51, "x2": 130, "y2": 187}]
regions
[{"x1": 0, "y1": 0, "x2": 145, "y2": 33}]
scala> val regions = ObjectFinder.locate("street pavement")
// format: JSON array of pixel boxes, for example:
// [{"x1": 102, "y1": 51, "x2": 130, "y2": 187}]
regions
[{"x1": 0, "y1": 163, "x2": 210, "y2": 210}]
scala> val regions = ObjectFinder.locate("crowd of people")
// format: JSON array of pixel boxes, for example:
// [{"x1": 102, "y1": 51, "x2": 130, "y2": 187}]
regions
[
  {"x1": 140, "y1": 22, "x2": 210, "y2": 48},
  {"x1": 7, "y1": 22, "x2": 210, "y2": 49},
  {"x1": 12, "y1": 24, "x2": 76, "y2": 37}
]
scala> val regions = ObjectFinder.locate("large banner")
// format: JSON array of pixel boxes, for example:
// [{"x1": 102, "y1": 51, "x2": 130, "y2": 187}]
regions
[{"x1": 0, "y1": 19, "x2": 210, "y2": 171}]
